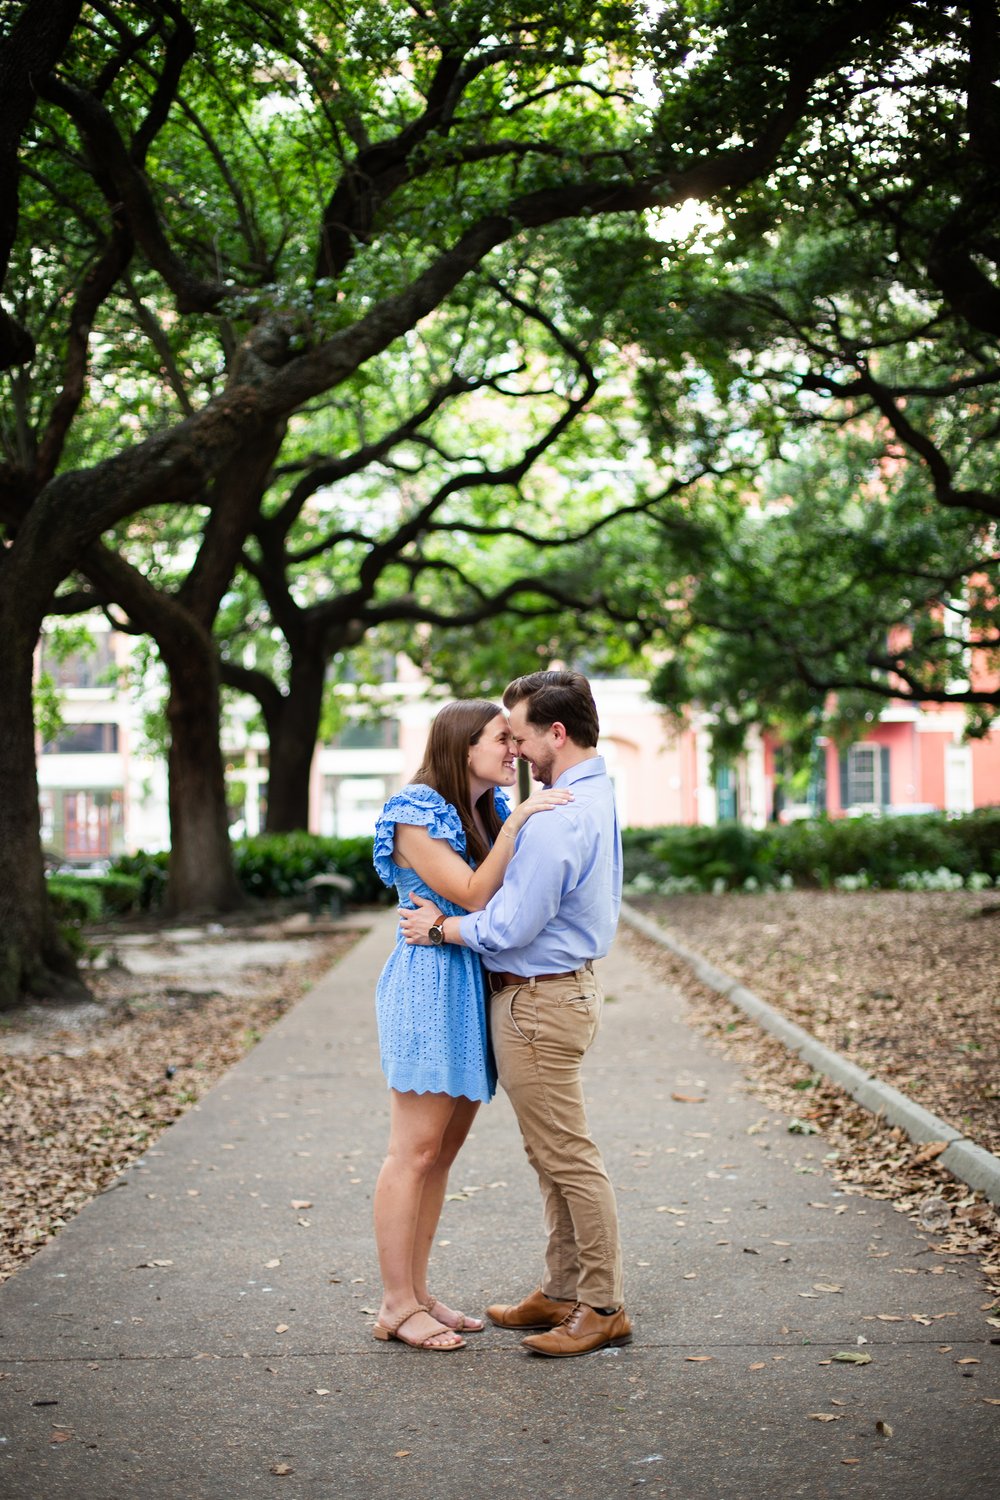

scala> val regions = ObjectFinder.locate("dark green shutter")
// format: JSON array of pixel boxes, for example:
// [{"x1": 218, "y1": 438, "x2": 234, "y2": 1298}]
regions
[
  {"x1": 839, "y1": 749, "x2": 850, "y2": 810},
  {"x1": 880, "y1": 746, "x2": 891, "y2": 808}
]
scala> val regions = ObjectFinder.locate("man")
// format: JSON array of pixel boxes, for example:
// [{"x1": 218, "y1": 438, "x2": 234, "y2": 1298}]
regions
[{"x1": 400, "y1": 669, "x2": 631, "y2": 1357}]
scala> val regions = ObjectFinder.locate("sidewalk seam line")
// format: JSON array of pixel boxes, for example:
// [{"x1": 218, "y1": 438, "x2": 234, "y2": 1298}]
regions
[{"x1": 2, "y1": 1336, "x2": 988, "y2": 1365}]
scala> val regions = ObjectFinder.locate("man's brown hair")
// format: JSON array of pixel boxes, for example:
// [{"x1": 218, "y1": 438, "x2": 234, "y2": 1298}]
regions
[{"x1": 502, "y1": 670, "x2": 599, "y2": 748}]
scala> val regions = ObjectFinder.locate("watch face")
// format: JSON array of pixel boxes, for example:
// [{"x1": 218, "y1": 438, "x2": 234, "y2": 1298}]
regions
[{"x1": 429, "y1": 924, "x2": 444, "y2": 945}]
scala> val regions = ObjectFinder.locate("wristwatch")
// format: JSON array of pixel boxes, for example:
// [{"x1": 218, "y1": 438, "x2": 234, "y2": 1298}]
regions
[{"x1": 428, "y1": 914, "x2": 446, "y2": 946}]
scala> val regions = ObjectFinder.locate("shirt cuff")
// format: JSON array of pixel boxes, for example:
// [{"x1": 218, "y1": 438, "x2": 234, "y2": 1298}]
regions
[{"x1": 458, "y1": 912, "x2": 481, "y2": 950}]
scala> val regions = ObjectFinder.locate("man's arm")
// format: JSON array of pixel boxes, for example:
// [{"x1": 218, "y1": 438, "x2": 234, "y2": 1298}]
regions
[
  {"x1": 399, "y1": 894, "x2": 465, "y2": 946},
  {"x1": 460, "y1": 825, "x2": 570, "y2": 957},
  {"x1": 399, "y1": 813, "x2": 577, "y2": 954}
]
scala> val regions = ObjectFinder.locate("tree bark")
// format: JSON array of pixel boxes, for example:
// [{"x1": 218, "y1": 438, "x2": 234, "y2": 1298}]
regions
[
  {"x1": 0, "y1": 601, "x2": 87, "y2": 1008},
  {"x1": 163, "y1": 635, "x2": 244, "y2": 914},
  {"x1": 263, "y1": 653, "x2": 328, "y2": 833},
  {"x1": 0, "y1": 0, "x2": 85, "y2": 370}
]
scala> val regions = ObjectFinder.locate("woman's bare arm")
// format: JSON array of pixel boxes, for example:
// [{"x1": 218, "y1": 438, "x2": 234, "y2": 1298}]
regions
[{"x1": 393, "y1": 788, "x2": 571, "y2": 911}]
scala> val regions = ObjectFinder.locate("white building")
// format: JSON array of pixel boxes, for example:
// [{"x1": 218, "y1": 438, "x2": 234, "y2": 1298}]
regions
[{"x1": 36, "y1": 623, "x2": 168, "y2": 865}]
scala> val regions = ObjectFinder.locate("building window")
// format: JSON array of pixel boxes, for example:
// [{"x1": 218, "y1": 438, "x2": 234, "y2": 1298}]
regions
[
  {"x1": 942, "y1": 600, "x2": 972, "y2": 691},
  {"x1": 841, "y1": 744, "x2": 890, "y2": 811},
  {"x1": 847, "y1": 745, "x2": 878, "y2": 806},
  {"x1": 321, "y1": 775, "x2": 387, "y2": 837},
  {"x1": 39, "y1": 789, "x2": 56, "y2": 850},
  {"x1": 44, "y1": 722, "x2": 120, "y2": 754},
  {"x1": 944, "y1": 744, "x2": 973, "y2": 814},
  {"x1": 43, "y1": 789, "x2": 124, "y2": 860}
]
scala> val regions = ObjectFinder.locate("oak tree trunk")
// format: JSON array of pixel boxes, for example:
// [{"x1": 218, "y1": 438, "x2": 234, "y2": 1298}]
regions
[
  {"x1": 263, "y1": 655, "x2": 326, "y2": 833},
  {"x1": 163, "y1": 636, "x2": 245, "y2": 915},
  {"x1": 0, "y1": 607, "x2": 87, "y2": 1008}
]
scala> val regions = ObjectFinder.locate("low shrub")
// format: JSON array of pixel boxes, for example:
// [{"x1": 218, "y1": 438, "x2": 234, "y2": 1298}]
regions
[
  {"x1": 232, "y1": 832, "x2": 385, "y2": 904},
  {"x1": 108, "y1": 835, "x2": 386, "y2": 910},
  {"x1": 947, "y1": 806, "x2": 1000, "y2": 877},
  {"x1": 108, "y1": 850, "x2": 170, "y2": 910},
  {"x1": 620, "y1": 827, "x2": 665, "y2": 854},
  {"x1": 47, "y1": 872, "x2": 142, "y2": 952},
  {"x1": 897, "y1": 867, "x2": 970, "y2": 892},
  {"x1": 47, "y1": 872, "x2": 143, "y2": 919},
  {"x1": 630, "y1": 823, "x2": 780, "y2": 891},
  {"x1": 92, "y1": 872, "x2": 145, "y2": 913},
  {"x1": 622, "y1": 808, "x2": 1000, "y2": 892},
  {"x1": 773, "y1": 814, "x2": 973, "y2": 887},
  {"x1": 46, "y1": 875, "x2": 105, "y2": 925}
]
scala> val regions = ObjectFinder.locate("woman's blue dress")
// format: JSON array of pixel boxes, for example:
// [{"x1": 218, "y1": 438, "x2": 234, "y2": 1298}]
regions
[{"x1": 373, "y1": 783, "x2": 508, "y2": 1102}]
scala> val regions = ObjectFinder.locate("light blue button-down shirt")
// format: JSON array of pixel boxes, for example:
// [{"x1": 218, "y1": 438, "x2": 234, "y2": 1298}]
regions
[{"x1": 458, "y1": 756, "x2": 622, "y2": 974}]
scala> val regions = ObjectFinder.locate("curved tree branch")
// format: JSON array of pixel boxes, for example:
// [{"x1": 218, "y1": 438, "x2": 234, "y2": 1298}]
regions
[
  {"x1": 36, "y1": 72, "x2": 230, "y2": 313},
  {"x1": 926, "y1": 0, "x2": 1000, "y2": 336},
  {"x1": 0, "y1": 0, "x2": 84, "y2": 369}
]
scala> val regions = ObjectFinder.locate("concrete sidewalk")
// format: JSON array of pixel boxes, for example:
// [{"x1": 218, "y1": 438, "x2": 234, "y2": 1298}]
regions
[{"x1": 1, "y1": 911, "x2": 997, "y2": 1500}]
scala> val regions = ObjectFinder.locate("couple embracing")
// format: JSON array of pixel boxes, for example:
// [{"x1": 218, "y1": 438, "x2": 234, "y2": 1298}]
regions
[{"x1": 370, "y1": 669, "x2": 631, "y2": 1358}]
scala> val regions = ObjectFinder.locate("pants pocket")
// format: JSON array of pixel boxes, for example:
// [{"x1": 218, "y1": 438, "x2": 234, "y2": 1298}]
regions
[
  {"x1": 555, "y1": 990, "x2": 596, "y2": 1011},
  {"x1": 508, "y1": 988, "x2": 539, "y2": 1043},
  {"x1": 551, "y1": 990, "x2": 600, "y2": 1053}
]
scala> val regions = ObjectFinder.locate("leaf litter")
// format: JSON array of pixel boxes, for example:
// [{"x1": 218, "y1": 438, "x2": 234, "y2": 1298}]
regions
[{"x1": 0, "y1": 915, "x2": 359, "y2": 1281}]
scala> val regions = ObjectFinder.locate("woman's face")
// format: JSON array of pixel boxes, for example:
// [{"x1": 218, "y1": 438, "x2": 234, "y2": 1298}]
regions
[{"x1": 467, "y1": 713, "x2": 516, "y2": 788}]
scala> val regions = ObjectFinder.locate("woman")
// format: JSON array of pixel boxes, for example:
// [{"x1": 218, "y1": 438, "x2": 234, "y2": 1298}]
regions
[{"x1": 371, "y1": 699, "x2": 571, "y2": 1352}]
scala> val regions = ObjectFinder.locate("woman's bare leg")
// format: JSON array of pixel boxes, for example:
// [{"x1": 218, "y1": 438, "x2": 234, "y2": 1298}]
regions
[
  {"x1": 411, "y1": 1096, "x2": 480, "y2": 1322},
  {"x1": 373, "y1": 1089, "x2": 465, "y2": 1347}
]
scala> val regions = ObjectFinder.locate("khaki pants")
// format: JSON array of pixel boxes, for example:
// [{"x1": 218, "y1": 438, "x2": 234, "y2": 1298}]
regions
[{"x1": 489, "y1": 967, "x2": 624, "y2": 1309}]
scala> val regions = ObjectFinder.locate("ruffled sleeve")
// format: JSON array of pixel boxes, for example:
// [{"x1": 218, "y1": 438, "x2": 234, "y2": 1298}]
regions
[
  {"x1": 494, "y1": 788, "x2": 512, "y2": 825},
  {"x1": 372, "y1": 784, "x2": 467, "y2": 887}
]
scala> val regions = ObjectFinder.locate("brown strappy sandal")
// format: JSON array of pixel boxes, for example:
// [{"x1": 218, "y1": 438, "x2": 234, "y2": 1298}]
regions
[
  {"x1": 372, "y1": 1303, "x2": 466, "y2": 1351},
  {"x1": 424, "y1": 1295, "x2": 485, "y2": 1333}
]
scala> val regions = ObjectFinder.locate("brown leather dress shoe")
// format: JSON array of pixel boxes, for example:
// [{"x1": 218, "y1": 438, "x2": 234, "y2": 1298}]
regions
[
  {"x1": 485, "y1": 1288, "x2": 576, "y2": 1330},
  {"x1": 521, "y1": 1302, "x2": 633, "y2": 1357}
]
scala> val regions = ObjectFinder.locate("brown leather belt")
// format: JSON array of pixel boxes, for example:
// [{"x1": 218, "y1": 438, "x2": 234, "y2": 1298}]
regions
[{"x1": 487, "y1": 961, "x2": 592, "y2": 994}]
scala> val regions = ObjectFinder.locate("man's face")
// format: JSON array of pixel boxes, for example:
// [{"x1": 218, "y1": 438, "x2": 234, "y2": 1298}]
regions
[{"x1": 508, "y1": 701, "x2": 558, "y2": 786}]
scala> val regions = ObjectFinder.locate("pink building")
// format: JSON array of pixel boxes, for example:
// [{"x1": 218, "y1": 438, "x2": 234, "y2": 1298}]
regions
[{"x1": 817, "y1": 705, "x2": 1000, "y2": 820}]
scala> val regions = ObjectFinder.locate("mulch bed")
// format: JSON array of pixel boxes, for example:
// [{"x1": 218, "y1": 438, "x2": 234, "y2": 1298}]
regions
[{"x1": 625, "y1": 889, "x2": 1000, "y2": 1303}]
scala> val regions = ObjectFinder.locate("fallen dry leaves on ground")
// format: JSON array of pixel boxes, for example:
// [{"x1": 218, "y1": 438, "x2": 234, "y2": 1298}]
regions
[
  {"x1": 0, "y1": 916, "x2": 359, "y2": 1283},
  {"x1": 626, "y1": 889, "x2": 1000, "y2": 1299}
]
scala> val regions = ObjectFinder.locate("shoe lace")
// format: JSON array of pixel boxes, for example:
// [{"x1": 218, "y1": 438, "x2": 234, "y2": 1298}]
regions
[{"x1": 558, "y1": 1301, "x2": 584, "y2": 1328}]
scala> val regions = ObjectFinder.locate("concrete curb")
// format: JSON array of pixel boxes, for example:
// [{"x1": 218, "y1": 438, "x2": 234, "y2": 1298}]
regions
[{"x1": 620, "y1": 899, "x2": 1000, "y2": 1206}]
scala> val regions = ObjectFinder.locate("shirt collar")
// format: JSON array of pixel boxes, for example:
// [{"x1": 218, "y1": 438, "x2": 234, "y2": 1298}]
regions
[{"x1": 554, "y1": 755, "x2": 606, "y2": 789}]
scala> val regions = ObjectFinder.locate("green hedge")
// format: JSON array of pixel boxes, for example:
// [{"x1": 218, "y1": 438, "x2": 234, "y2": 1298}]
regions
[
  {"x1": 47, "y1": 872, "x2": 144, "y2": 951},
  {"x1": 47, "y1": 875, "x2": 106, "y2": 926},
  {"x1": 47, "y1": 872, "x2": 143, "y2": 920},
  {"x1": 61, "y1": 808, "x2": 1000, "y2": 920},
  {"x1": 108, "y1": 849, "x2": 170, "y2": 910},
  {"x1": 231, "y1": 832, "x2": 385, "y2": 904},
  {"x1": 622, "y1": 808, "x2": 1000, "y2": 892},
  {"x1": 107, "y1": 833, "x2": 385, "y2": 911},
  {"x1": 766, "y1": 814, "x2": 993, "y2": 887}
]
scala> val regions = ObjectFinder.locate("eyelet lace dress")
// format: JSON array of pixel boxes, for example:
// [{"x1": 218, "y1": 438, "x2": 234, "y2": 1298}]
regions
[{"x1": 373, "y1": 783, "x2": 507, "y2": 1102}]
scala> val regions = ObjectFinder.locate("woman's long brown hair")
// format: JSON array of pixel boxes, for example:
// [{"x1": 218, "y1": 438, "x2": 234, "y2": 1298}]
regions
[{"x1": 413, "y1": 699, "x2": 505, "y2": 866}]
